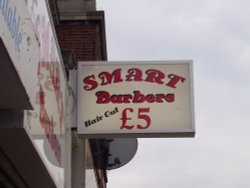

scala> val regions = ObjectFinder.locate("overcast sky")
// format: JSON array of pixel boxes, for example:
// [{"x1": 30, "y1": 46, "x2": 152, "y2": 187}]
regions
[{"x1": 96, "y1": 0, "x2": 250, "y2": 187}]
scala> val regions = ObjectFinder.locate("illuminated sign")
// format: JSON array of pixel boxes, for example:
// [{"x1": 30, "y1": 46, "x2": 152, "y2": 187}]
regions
[{"x1": 78, "y1": 61, "x2": 195, "y2": 138}]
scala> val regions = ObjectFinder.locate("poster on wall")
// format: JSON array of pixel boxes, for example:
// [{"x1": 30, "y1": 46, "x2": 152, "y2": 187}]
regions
[
  {"x1": 78, "y1": 61, "x2": 195, "y2": 138},
  {"x1": 23, "y1": 1, "x2": 68, "y2": 187}
]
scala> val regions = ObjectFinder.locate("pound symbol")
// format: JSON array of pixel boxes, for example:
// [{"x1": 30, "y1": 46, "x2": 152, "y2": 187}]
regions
[{"x1": 120, "y1": 108, "x2": 134, "y2": 129}]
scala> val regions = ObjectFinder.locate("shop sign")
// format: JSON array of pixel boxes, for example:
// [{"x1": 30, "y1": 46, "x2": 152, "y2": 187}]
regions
[
  {"x1": 78, "y1": 61, "x2": 195, "y2": 138},
  {"x1": 22, "y1": 1, "x2": 69, "y2": 187},
  {"x1": 0, "y1": 0, "x2": 66, "y2": 186},
  {"x1": 0, "y1": 0, "x2": 39, "y2": 107}
]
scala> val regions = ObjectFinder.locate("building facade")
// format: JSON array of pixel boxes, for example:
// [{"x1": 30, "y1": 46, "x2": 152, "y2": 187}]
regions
[{"x1": 0, "y1": 0, "x2": 108, "y2": 187}]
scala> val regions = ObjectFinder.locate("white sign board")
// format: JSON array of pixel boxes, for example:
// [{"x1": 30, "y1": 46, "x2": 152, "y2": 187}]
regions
[
  {"x1": 0, "y1": 0, "x2": 39, "y2": 107},
  {"x1": 78, "y1": 61, "x2": 195, "y2": 138}
]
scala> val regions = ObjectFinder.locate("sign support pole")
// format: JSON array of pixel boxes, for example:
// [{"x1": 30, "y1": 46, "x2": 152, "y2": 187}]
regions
[
  {"x1": 64, "y1": 127, "x2": 72, "y2": 188},
  {"x1": 68, "y1": 69, "x2": 87, "y2": 188},
  {"x1": 72, "y1": 136, "x2": 86, "y2": 188}
]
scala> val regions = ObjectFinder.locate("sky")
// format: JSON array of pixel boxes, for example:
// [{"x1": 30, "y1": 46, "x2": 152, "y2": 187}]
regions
[{"x1": 96, "y1": 0, "x2": 250, "y2": 187}]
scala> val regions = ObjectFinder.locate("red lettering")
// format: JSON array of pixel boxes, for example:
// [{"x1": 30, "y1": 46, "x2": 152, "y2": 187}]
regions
[
  {"x1": 155, "y1": 94, "x2": 165, "y2": 103},
  {"x1": 165, "y1": 94, "x2": 175, "y2": 102},
  {"x1": 120, "y1": 108, "x2": 151, "y2": 130},
  {"x1": 145, "y1": 69, "x2": 165, "y2": 84},
  {"x1": 145, "y1": 94, "x2": 156, "y2": 103},
  {"x1": 123, "y1": 95, "x2": 134, "y2": 103},
  {"x1": 155, "y1": 94, "x2": 174, "y2": 103},
  {"x1": 166, "y1": 74, "x2": 186, "y2": 88},
  {"x1": 99, "y1": 69, "x2": 123, "y2": 86},
  {"x1": 96, "y1": 91, "x2": 110, "y2": 104},
  {"x1": 126, "y1": 68, "x2": 143, "y2": 81},
  {"x1": 137, "y1": 108, "x2": 151, "y2": 129},
  {"x1": 83, "y1": 75, "x2": 98, "y2": 91},
  {"x1": 95, "y1": 91, "x2": 174, "y2": 104},
  {"x1": 83, "y1": 68, "x2": 186, "y2": 91},
  {"x1": 110, "y1": 95, "x2": 123, "y2": 103},
  {"x1": 120, "y1": 108, "x2": 134, "y2": 129},
  {"x1": 133, "y1": 91, "x2": 145, "y2": 103}
]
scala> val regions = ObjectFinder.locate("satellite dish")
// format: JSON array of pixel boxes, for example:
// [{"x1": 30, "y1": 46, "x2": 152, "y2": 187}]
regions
[
  {"x1": 44, "y1": 137, "x2": 138, "y2": 170},
  {"x1": 107, "y1": 138, "x2": 138, "y2": 170}
]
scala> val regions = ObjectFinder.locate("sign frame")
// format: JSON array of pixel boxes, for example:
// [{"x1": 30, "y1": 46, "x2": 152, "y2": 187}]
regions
[{"x1": 77, "y1": 61, "x2": 195, "y2": 138}]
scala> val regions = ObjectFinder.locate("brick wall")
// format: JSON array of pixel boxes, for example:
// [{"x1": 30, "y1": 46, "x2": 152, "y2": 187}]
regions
[
  {"x1": 55, "y1": 17, "x2": 108, "y2": 188},
  {"x1": 56, "y1": 20, "x2": 105, "y2": 61}
]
